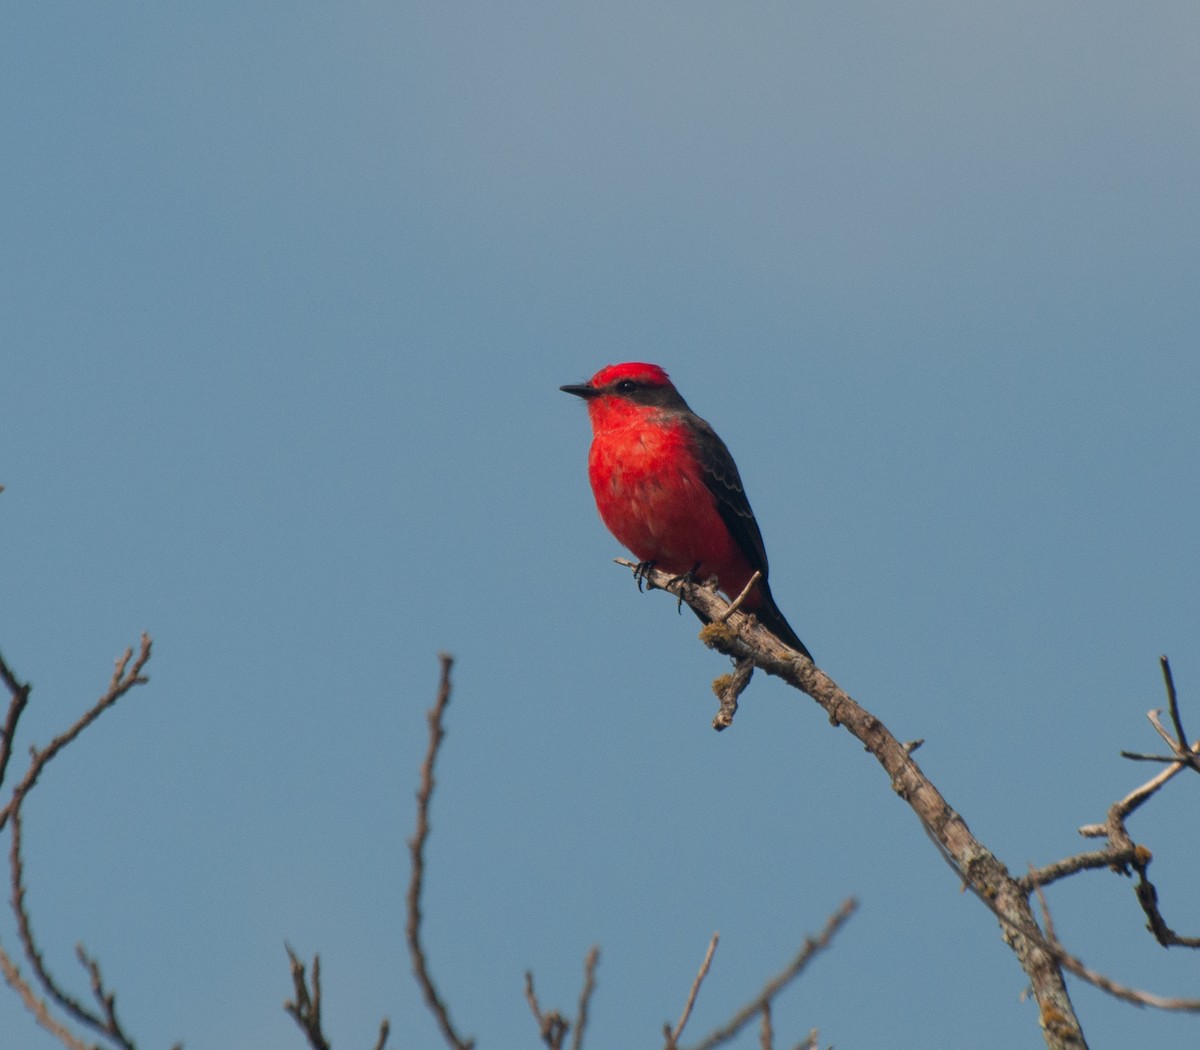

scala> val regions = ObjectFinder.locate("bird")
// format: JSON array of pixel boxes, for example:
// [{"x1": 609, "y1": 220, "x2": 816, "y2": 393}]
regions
[{"x1": 561, "y1": 361, "x2": 811, "y2": 660}]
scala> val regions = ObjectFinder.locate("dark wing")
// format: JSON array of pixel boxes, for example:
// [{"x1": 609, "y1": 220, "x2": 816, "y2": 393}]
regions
[
  {"x1": 688, "y1": 415, "x2": 813, "y2": 659},
  {"x1": 689, "y1": 416, "x2": 770, "y2": 577}
]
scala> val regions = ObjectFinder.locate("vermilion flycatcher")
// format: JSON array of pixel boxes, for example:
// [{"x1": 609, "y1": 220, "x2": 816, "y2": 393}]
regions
[{"x1": 561, "y1": 362, "x2": 812, "y2": 660}]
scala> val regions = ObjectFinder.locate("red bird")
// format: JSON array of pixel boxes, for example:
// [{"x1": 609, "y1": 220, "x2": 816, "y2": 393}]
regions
[{"x1": 561, "y1": 362, "x2": 811, "y2": 660}]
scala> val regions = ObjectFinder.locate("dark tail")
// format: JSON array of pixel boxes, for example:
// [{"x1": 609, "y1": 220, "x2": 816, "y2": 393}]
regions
[
  {"x1": 751, "y1": 579, "x2": 813, "y2": 661},
  {"x1": 680, "y1": 576, "x2": 813, "y2": 661}
]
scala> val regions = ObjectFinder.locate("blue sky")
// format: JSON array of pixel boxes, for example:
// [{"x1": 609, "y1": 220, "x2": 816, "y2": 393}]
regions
[{"x1": 2, "y1": 4, "x2": 1199, "y2": 1048}]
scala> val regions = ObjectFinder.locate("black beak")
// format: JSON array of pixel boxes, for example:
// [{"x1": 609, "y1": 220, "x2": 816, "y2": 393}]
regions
[{"x1": 560, "y1": 382, "x2": 598, "y2": 399}]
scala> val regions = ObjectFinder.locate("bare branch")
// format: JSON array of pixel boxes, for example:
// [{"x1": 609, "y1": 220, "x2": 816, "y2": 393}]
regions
[
  {"x1": 686, "y1": 898, "x2": 857, "y2": 1050},
  {"x1": 1020, "y1": 848, "x2": 1134, "y2": 892},
  {"x1": 569, "y1": 946, "x2": 600, "y2": 1050},
  {"x1": 711, "y1": 660, "x2": 753, "y2": 732},
  {"x1": 0, "y1": 650, "x2": 32, "y2": 792},
  {"x1": 665, "y1": 933, "x2": 719, "y2": 1049},
  {"x1": 618, "y1": 559, "x2": 1085, "y2": 1050},
  {"x1": 524, "y1": 970, "x2": 569, "y2": 1050},
  {"x1": 10, "y1": 804, "x2": 135, "y2": 1046},
  {"x1": 1032, "y1": 880, "x2": 1200, "y2": 1011},
  {"x1": 1160, "y1": 656, "x2": 1190, "y2": 765},
  {"x1": 406, "y1": 654, "x2": 474, "y2": 1050},
  {"x1": 76, "y1": 944, "x2": 136, "y2": 1050},
  {"x1": 1, "y1": 640, "x2": 156, "y2": 1050},
  {"x1": 718, "y1": 571, "x2": 762, "y2": 622},
  {"x1": 0, "y1": 635, "x2": 153, "y2": 833},
  {"x1": 1119, "y1": 660, "x2": 1200, "y2": 770},
  {"x1": 1068, "y1": 692, "x2": 1200, "y2": 951},
  {"x1": 758, "y1": 1002, "x2": 772, "y2": 1050},
  {"x1": 1130, "y1": 859, "x2": 1200, "y2": 950},
  {"x1": 283, "y1": 945, "x2": 331, "y2": 1050},
  {"x1": 1078, "y1": 754, "x2": 1195, "y2": 840},
  {"x1": 0, "y1": 943, "x2": 90, "y2": 1050},
  {"x1": 796, "y1": 1029, "x2": 820, "y2": 1050}
]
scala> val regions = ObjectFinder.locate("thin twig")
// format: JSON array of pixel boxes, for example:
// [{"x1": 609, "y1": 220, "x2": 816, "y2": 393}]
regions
[
  {"x1": 1161, "y1": 656, "x2": 1189, "y2": 764},
  {"x1": 686, "y1": 899, "x2": 857, "y2": 1050},
  {"x1": 1032, "y1": 879, "x2": 1200, "y2": 1010},
  {"x1": 665, "y1": 933, "x2": 719, "y2": 1048},
  {"x1": 1020, "y1": 848, "x2": 1136, "y2": 892},
  {"x1": 718, "y1": 572, "x2": 762, "y2": 622},
  {"x1": 524, "y1": 970, "x2": 569, "y2": 1049},
  {"x1": 9, "y1": 806, "x2": 117, "y2": 1040},
  {"x1": 570, "y1": 946, "x2": 600, "y2": 1050},
  {"x1": 1078, "y1": 754, "x2": 1195, "y2": 838},
  {"x1": 76, "y1": 945, "x2": 135, "y2": 1050},
  {"x1": 4, "y1": 641, "x2": 154, "y2": 1050},
  {"x1": 758, "y1": 1002, "x2": 772, "y2": 1050},
  {"x1": 0, "y1": 635, "x2": 153, "y2": 833},
  {"x1": 1066, "y1": 686, "x2": 1200, "y2": 950},
  {"x1": 283, "y1": 945, "x2": 331, "y2": 1050},
  {"x1": 406, "y1": 653, "x2": 474, "y2": 1050},
  {"x1": 0, "y1": 943, "x2": 89, "y2": 1050},
  {"x1": 0, "y1": 650, "x2": 32, "y2": 792}
]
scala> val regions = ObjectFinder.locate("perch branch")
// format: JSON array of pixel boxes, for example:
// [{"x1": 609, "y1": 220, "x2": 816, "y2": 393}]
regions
[{"x1": 617, "y1": 559, "x2": 1085, "y2": 1050}]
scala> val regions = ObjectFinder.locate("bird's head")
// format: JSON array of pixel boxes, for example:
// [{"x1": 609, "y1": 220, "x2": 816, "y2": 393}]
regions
[{"x1": 560, "y1": 363, "x2": 689, "y2": 426}]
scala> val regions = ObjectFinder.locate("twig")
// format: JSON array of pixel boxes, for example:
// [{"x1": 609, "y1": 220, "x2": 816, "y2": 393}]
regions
[
  {"x1": 665, "y1": 932, "x2": 719, "y2": 1049},
  {"x1": 686, "y1": 898, "x2": 857, "y2": 1050},
  {"x1": 0, "y1": 635, "x2": 153, "y2": 833},
  {"x1": 758, "y1": 1002, "x2": 772, "y2": 1050},
  {"x1": 11, "y1": 805, "x2": 138, "y2": 1048},
  {"x1": 0, "y1": 650, "x2": 32, "y2": 792},
  {"x1": 1079, "y1": 753, "x2": 1195, "y2": 838},
  {"x1": 1119, "y1": 660, "x2": 1200, "y2": 772},
  {"x1": 1032, "y1": 879, "x2": 1200, "y2": 1010},
  {"x1": 718, "y1": 571, "x2": 762, "y2": 622},
  {"x1": 711, "y1": 660, "x2": 753, "y2": 732},
  {"x1": 76, "y1": 944, "x2": 135, "y2": 1050},
  {"x1": 1160, "y1": 656, "x2": 1189, "y2": 765},
  {"x1": 2, "y1": 640, "x2": 155, "y2": 1050},
  {"x1": 570, "y1": 946, "x2": 600, "y2": 1050},
  {"x1": 283, "y1": 945, "x2": 331, "y2": 1050},
  {"x1": 1073, "y1": 676, "x2": 1200, "y2": 950},
  {"x1": 406, "y1": 654, "x2": 474, "y2": 1050},
  {"x1": 0, "y1": 943, "x2": 89, "y2": 1050},
  {"x1": 1020, "y1": 848, "x2": 1135, "y2": 892},
  {"x1": 524, "y1": 970, "x2": 569, "y2": 1049}
]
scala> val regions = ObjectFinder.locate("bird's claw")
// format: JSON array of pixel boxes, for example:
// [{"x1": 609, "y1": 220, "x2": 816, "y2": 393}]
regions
[
  {"x1": 632, "y1": 561, "x2": 657, "y2": 592},
  {"x1": 666, "y1": 563, "x2": 702, "y2": 614}
]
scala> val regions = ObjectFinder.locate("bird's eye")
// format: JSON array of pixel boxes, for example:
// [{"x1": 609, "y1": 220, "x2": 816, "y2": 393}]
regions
[{"x1": 615, "y1": 379, "x2": 638, "y2": 394}]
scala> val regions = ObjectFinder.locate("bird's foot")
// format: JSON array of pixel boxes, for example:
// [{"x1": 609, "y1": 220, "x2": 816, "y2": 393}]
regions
[
  {"x1": 665, "y1": 562, "x2": 702, "y2": 614},
  {"x1": 632, "y1": 561, "x2": 657, "y2": 592}
]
